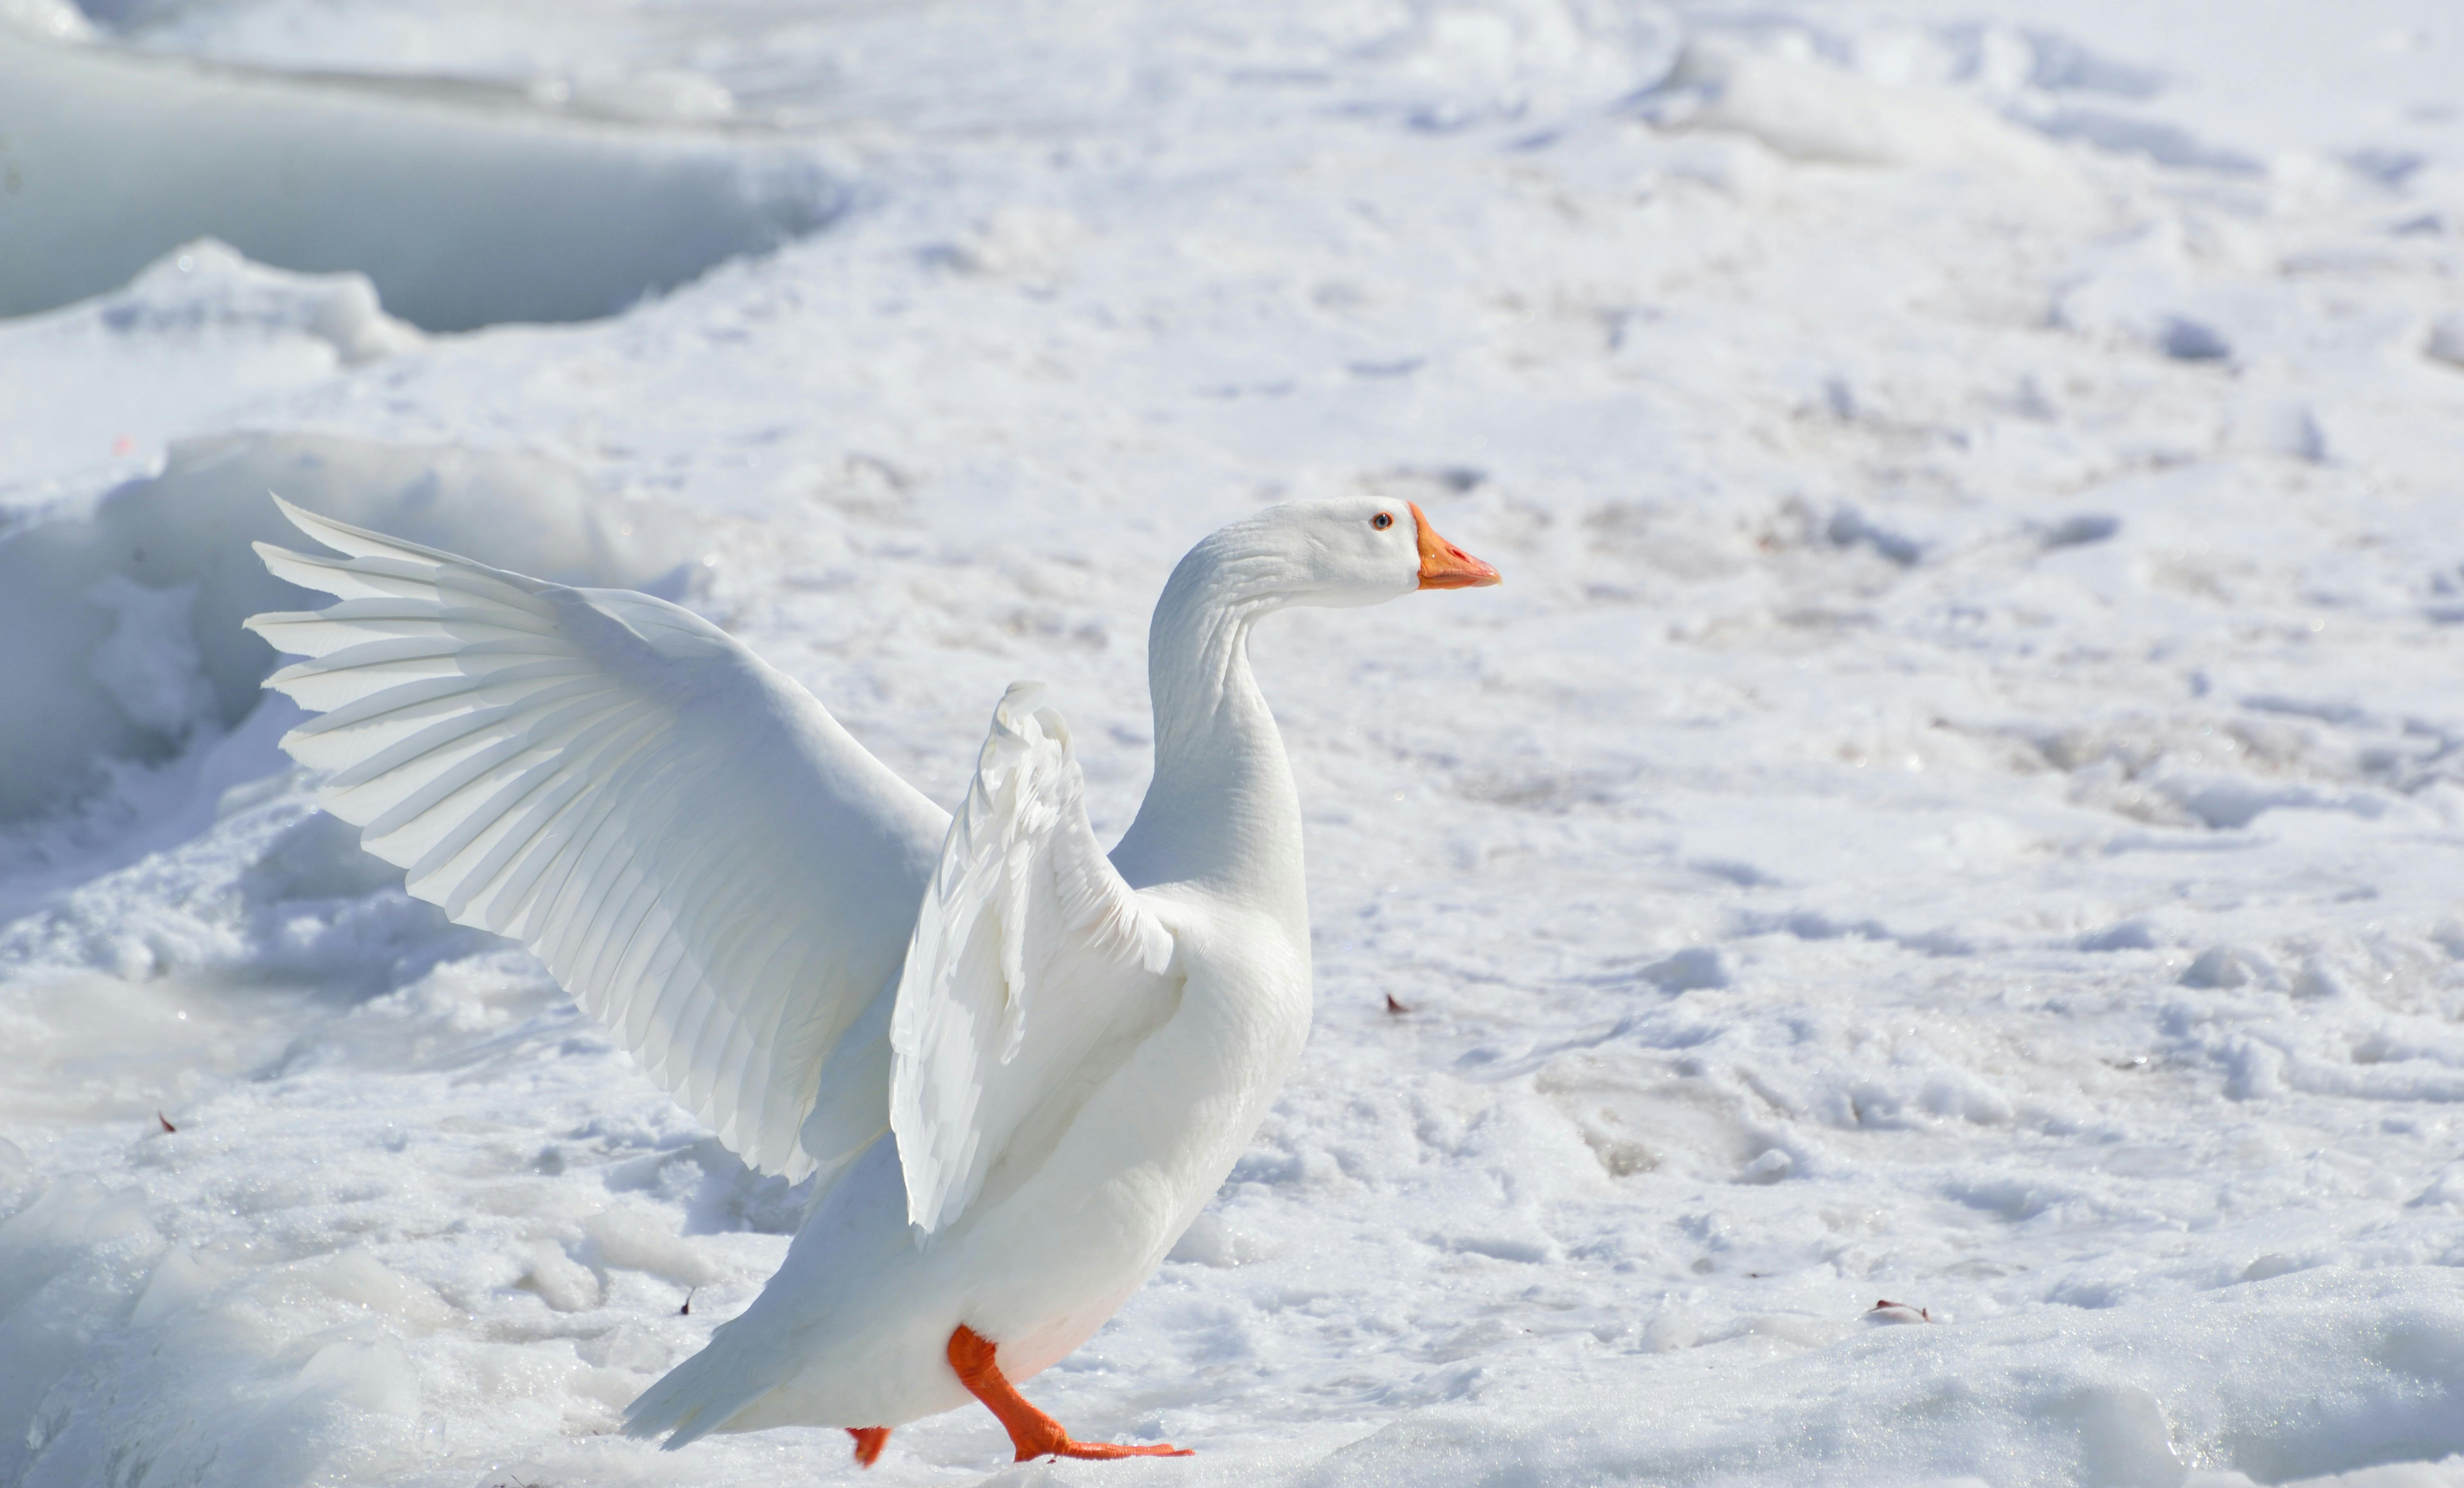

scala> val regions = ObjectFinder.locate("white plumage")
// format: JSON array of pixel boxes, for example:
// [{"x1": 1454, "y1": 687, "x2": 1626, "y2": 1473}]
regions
[
  {"x1": 245, "y1": 491, "x2": 1498, "y2": 1464},
  {"x1": 891, "y1": 684, "x2": 1177, "y2": 1236}
]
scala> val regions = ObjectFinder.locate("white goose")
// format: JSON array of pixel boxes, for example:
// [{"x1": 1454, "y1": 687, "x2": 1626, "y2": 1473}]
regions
[{"x1": 244, "y1": 494, "x2": 1499, "y2": 1466}]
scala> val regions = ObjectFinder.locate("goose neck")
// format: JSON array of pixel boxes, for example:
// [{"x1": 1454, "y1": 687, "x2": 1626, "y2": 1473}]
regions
[{"x1": 1111, "y1": 549, "x2": 1303, "y2": 922}]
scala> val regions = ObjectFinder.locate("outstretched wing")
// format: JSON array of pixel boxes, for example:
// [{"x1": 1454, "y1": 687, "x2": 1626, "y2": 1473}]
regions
[
  {"x1": 244, "y1": 497, "x2": 947, "y2": 1181},
  {"x1": 890, "y1": 683, "x2": 1179, "y2": 1237}
]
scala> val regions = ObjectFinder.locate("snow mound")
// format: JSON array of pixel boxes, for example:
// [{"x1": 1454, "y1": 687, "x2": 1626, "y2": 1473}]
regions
[
  {"x1": 0, "y1": 433, "x2": 691, "y2": 823},
  {"x1": 65, "y1": 237, "x2": 426, "y2": 369},
  {"x1": 92, "y1": 239, "x2": 419, "y2": 366},
  {"x1": 0, "y1": 29, "x2": 843, "y2": 330},
  {"x1": 0, "y1": 241, "x2": 426, "y2": 497},
  {"x1": 1653, "y1": 35, "x2": 2081, "y2": 184}
]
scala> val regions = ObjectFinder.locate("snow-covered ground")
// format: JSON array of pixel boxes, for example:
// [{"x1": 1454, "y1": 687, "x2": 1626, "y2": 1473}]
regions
[{"x1": 5, "y1": 1, "x2": 2464, "y2": 1484}]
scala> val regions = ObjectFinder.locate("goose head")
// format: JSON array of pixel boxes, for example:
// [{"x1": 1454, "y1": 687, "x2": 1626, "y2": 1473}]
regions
[
  {"x1": 1189, "y1": 496, "x2": 1502, "y2": 610},
  {"x1": 1127, "y1": 493, "x2": 1501, "y2": 895}
]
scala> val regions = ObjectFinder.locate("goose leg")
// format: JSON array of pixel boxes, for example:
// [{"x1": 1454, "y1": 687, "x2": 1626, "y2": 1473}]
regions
[
  {"x1": 947, "y1": 1325, "x2": 1193, "y2": 1461},
  {"x1": 846, "y1": 1427, "x2": 891, "y2": 1468}
]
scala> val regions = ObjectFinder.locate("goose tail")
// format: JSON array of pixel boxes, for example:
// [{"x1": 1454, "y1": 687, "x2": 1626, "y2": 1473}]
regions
[{"x1": 622, "y1": 1329, "x2": 774, "y2": 1451}]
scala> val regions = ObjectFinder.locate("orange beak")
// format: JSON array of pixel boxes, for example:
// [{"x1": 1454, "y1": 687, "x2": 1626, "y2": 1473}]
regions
[{"x1": 1411, "y1": 502, "x2": 1502, "y2": 590}]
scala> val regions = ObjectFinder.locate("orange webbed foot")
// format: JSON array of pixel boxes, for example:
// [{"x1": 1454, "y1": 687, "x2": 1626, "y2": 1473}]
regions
[
  {"x1": 847, "y1": 1426, "x2": 891, "y2": 1467},
  {"x1": 1037, "y1": 1438, "x2": 1194, "y2": 1461},
  {"x1": 947, "y1": 1324, "x2": 1194, "y2": 1464}
]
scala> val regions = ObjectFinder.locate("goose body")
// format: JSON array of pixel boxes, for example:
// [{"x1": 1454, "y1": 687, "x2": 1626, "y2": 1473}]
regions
[{"x1": 244, "y1": 495, "x2": 1497, "y2": 1463}]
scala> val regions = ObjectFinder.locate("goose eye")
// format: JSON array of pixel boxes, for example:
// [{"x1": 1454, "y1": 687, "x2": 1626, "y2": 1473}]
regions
[{"x1": 1371, "y1": 512, "x2": 1394, "y2": 530}]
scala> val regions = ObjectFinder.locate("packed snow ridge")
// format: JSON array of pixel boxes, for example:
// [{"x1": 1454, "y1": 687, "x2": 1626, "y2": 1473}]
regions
[{"x1": 0, "y1": 25, "x2": 843, "y2": 329}]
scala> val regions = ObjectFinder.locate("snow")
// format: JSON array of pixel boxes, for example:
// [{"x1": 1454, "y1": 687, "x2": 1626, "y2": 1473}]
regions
[{"x1": 4, "y1": 0, "x2": 2464, "y2": 1484}]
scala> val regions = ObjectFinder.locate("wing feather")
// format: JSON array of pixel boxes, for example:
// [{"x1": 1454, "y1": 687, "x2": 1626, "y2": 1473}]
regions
[
  {"x1": 888, "y1": 683, "x2": 1178, "y2": 1237},
  {"x1": 247, "y1": 496, "x2": 947, "y2": 1180},
  {"x1": 478, "y1": 722, "x2": 665, "y2": 935}
]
